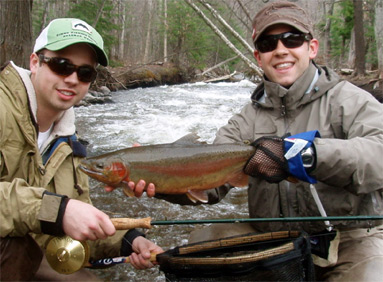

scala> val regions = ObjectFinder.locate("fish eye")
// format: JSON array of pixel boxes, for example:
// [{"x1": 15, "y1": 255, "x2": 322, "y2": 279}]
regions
[{"x1": 95, "y1": 163, "x2": 104, "y2": 169}]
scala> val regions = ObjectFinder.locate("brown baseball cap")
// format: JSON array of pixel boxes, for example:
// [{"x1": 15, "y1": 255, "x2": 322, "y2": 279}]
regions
[{"x1": 252, "y1": 1, "x2": 314, "y2": 45}]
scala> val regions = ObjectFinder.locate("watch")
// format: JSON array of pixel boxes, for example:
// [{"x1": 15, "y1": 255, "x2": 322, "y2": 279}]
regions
[{"x1": 301, "y1": 146, "x2": 315, "y2": 169}]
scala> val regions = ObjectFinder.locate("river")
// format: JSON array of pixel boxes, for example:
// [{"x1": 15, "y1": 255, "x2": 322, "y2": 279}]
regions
[{"x1": 74, "y1": 80, "x2": 257, "y2": 281}]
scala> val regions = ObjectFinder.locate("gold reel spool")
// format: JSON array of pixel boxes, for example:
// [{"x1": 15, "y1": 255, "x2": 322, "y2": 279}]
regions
[{"x1": 46, "y1": 236, "x2": 90, "y2": 274}]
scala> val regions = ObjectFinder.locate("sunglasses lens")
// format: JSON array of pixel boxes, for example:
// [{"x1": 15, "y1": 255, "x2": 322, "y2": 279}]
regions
[
  {"x1": 77, "y1": 66, "x2": 97, "y2": 83},
  {"x1": 48, "y1": 58, "x2": 76, "y2": 76},
  {"x1": 282, "y1": 34, "x2": 306, "y2": 48},
  {"x1": 256, "y1": 38, "x2": 278, "y2": 53}
]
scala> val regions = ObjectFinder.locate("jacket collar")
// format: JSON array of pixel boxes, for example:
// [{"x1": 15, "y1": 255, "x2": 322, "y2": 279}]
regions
[
  {"x1": 251, "y1": 61, "x2": 340, "y2": 117},
  {"x1": 11, "y1": 62, "x2": 76, "y2": 151}
]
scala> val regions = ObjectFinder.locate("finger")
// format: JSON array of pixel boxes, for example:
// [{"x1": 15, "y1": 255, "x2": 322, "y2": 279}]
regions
[
  {"x1": 130, "y1": 253, "x2": 146, "y2": 270},
  {"x1": 104, "y1": 186, "x2": 115, "y2": 192},
  {"x1": 137, "y1": 254, "x2": 153, "y2": 269},
  {"x1": 146, "y1": 183, "x2": 156, "y2": 197},
  {"x1": 134, "y1": 180, "x2": 146, "y2": 197}
]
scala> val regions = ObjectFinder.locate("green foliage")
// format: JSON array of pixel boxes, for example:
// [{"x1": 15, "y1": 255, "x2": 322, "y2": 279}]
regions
[
  {"x1": 31, "y1": 0, "x2": 118, "y2": 62},
  {"x1": 327, "y1": 0, "x2": 377, "y2": 69},
  {"x1": 163, "y1": 0, "x2": 244, "y2": 71},
  {"x1": 329, "y1": 0, "x2": 354, "y2": 60},
  {"x1": 66, "y1": 0, "x2": 119, "y2": 58}
]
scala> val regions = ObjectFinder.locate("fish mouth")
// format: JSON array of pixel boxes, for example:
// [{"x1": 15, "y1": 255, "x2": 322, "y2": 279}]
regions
[
  {"x1": 79, "y1": 161, "x2": 129, "y2": 186},
  {"x1": 79, "y1": 165, "x2": 104, "y2": 178}
]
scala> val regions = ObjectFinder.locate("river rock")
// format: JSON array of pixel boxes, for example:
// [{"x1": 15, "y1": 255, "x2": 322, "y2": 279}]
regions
[{"x1": 76, "y1": 86, "x2": 113, "y2": 107}]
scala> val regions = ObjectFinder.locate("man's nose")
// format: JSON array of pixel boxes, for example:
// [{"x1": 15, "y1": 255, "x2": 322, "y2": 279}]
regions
[{"x1": 274, "y1": 39, "x2": 288, "y2": 54}]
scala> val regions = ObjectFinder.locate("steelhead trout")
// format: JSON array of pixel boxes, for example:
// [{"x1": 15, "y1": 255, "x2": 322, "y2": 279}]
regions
[{"x1": 79, "y1": 133, "x2": 255, "y2": 203}]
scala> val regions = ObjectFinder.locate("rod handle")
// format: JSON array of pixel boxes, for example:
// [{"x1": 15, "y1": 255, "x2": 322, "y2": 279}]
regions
[
  {"x1": 85, "y1": 253, "x2": 157, "y2": 268},
  {"x1": 111, "y1": 217, "x2": 152, "y2": 229}
]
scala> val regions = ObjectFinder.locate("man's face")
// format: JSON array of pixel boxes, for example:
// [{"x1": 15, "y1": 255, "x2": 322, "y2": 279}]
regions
[
  {"x1": 253, "y1": 24, "x2": 318, "y2": 87},
  {"x1": 30, "y1": 43, "x2": 96, "y2": 115}
]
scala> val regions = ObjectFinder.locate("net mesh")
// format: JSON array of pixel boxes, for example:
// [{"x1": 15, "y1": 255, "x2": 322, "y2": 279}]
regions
[
  {"x1": 157, "y1": 231, "x2": 315, "y2": 281},
  {"x1": 243, "y1": 136, "x2": 289, "y2": 183}
]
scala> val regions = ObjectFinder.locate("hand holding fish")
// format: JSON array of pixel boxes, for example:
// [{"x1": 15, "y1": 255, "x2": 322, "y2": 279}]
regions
[{"x1": 104, "y1": 180, "x2": 156, "y2": 197}]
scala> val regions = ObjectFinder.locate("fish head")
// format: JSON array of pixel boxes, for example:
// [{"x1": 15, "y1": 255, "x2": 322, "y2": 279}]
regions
[{"x1": 79, "y1": 157, "x2": 129, "y2": 186}]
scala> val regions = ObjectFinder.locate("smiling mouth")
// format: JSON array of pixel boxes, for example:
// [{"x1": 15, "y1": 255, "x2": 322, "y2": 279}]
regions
[
  {"x1": 59, "y1": 90, "x2": 75, "y2": 96},
  {"x1": 275, "y1": 62, "x2": 293, "y2": 69}
]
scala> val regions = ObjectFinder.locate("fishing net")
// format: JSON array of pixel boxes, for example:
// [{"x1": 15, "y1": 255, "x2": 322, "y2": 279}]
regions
[{"x1": 157, "y1": 230, "x2": 315, "y2": 281}]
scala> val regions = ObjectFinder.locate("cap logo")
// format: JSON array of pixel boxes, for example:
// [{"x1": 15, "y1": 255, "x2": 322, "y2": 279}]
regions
[{"x1": 72, "y1": 20, "x2": 92, "y2": 34}]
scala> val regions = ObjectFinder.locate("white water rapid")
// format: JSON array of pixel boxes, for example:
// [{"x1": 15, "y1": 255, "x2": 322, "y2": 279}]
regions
[{"x1": 74, "y1": 80, "x2": 256, "y2": 281}]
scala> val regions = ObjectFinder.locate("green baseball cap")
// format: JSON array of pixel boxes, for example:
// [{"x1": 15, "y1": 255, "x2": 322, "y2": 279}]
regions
[{"x1": 33, "y1": 18, "x2": 108, "y2": 66}]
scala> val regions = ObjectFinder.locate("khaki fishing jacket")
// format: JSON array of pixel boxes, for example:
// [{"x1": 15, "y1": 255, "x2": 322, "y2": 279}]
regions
[
  {"x1": 0, "y1": 62, "x2": 125, "y2": 260},
  {"x1": 213, "y1": 61, "x2": 383, "y2": 233}
]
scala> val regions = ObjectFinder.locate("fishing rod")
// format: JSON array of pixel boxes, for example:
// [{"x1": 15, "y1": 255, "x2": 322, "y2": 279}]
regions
[
  {"x1": 111, "y1": 215, "x2": 383, "y2": 229},
  {"x1": 47, "y1": 215, "x2": 382, "y2": 274}
]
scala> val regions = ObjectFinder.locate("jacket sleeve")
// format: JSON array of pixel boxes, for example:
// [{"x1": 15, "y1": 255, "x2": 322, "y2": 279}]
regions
[
  {"x1": 312, "y1": 82, "x2": 383, "y2": 194},
  {"x1": 0, "y1": 178, "x2": 45, "y2": 237}
]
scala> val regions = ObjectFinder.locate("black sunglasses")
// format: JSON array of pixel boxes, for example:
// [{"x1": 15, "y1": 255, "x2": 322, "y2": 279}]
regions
[
  {"x1": 255, "y1": 32, "x2": 312, "y2": 53},
  {"x1": 38, "y1": 54, "x2": 97, "y2": 83}
]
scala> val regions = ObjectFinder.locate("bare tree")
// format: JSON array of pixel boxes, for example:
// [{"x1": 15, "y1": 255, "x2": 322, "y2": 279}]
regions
[
  {"x1": 184, "y1": 0, "x2": 262, "y2": 76},
  {"x1": 0, "y1": 0, "x2": 33, "y2": 68},
  {"x1": 375, "y1": 0, "x2": 383, "y2": 78},
  {"x1": 323, "y1": 0, "x2": 335, "y2": 66},
  {"x1": 163, "y1": 0, "x2": 168, "y2": 62},
  {"x1": 353, "y1": 0, "x2": 366, "y2": 75},
  {"x1": 92, "y1": 0, "x2": 107, "y2": 27},
  {"x1": 198, "y1": 0, "x2": 254, "y2": 55}
]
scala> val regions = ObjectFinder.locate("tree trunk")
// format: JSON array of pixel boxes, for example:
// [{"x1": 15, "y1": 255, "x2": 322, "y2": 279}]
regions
[
  {"x1": 143, "y1": 0, "x2": 153, "y2": 64},
  {"x1": 347, "y1": 28, "x2": 355, "y2": 68},
  {"x1": 163, "y1": 0, "x2": 168, "y2": 62},
  {"x1": 40, "y1": 1, "x2": 49, "y2": 31},
  {"x1": 375, "y1": 0, "x2": 383, "y2": 78},
  {"x1": 0, "y1": 0, "x2": 33, "y2": 68},
  {"x1": 184, "y1": 0, "x2": 262, "y2": 77},
  {"x1": 92, "y1": 0, "x2": 107, "y2": 28},
  {"x1": 323, "y1": 0, "x2": 335, "y2": 66},
  {"x1": 353, "y1": 0, "x2": 366, "y2": 75},
  {"x1": 118, "y1": 0, "x2": 126, "y2": 61},
  {"x1": 198, "y1": 0, "x2": 254, "y2": 55}
]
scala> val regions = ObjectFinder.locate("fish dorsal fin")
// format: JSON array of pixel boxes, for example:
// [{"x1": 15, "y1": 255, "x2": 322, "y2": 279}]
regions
[
  {"x1": 187, "y1": 190, "x2": 209, "y2": 203},
  {"x1": 173, "y1": 133, "x2": 206, "y2": 145}
]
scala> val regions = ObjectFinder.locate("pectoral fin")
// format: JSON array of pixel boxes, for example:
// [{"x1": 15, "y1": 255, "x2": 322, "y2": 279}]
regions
[
  {"x1": 122, "y1": 181, "x2": 135, "y2": 197},
  {"x1": 228, "y1": 171, "x2": 249, "y2": 187},
  {"x1": 187, "y1": 190, "x2": 209, "y2": 203}
]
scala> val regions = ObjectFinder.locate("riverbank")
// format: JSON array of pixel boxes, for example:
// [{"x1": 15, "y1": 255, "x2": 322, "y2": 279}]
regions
[{"x1": 83, "y1": 63, "x2": 382, "y2": 106}]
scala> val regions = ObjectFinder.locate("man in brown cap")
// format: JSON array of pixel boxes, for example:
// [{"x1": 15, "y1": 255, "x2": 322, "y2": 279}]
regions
[{"x1": 135, "y1": 1, "x2": 383, "y2": 281}]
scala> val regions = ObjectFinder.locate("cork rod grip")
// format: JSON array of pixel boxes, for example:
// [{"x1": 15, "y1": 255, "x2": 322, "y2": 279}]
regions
[{"x1": 111, "y1": 217, "x2": 152, "y2": 229}]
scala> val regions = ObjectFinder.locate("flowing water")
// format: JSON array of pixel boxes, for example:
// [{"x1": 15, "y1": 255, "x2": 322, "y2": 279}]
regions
[{"x1": 74, "y1": 80, "x2": 257, "y2": 281}]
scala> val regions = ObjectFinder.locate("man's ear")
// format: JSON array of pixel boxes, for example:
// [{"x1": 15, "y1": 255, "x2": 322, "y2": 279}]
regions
[
  {"x1": 308, "y1": 39, "x2": 319, "y2": 60},
  {"x1": 30, "y1": 53, "x2": 39, "y2": 73},
  {"x1": 253, "y1": 50, "x2": 262, "y2": 68}
]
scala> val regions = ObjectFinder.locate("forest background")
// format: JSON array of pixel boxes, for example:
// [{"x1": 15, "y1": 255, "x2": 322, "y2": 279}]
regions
[{"x1": 1, "y1": 0, "x2": 382, "y2": 93}]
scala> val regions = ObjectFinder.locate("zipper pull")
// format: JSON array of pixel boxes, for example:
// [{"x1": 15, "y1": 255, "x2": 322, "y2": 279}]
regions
[{"x1": 281, "y1": 104, "x2": 286, "y2": 116}]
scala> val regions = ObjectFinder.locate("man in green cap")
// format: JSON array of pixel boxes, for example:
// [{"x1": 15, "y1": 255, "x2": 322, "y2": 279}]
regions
[{"x1": 0, "y1": 18, "x2": 162, "y2": 280}]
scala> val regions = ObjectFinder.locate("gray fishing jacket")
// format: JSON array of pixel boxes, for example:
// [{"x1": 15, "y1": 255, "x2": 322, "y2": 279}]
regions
[
  {"x1": 159, "y1": 62, "x2": 383, "y2": 234},
  {"x1": 214, "y1": 61, "x2": 383, "y2": 233}
]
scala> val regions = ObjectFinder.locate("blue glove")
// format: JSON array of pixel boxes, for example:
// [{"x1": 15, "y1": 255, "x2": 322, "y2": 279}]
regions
[{"x1": 284, "y1": 130, "x2": 320, "y2": 183}]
